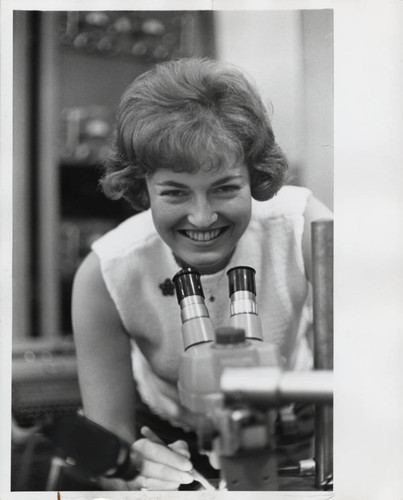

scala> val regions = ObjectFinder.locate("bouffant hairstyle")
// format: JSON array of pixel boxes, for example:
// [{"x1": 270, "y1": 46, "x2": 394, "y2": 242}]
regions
[{"x1": 101, "y1": 57, "x2": 288, "y2": 211}]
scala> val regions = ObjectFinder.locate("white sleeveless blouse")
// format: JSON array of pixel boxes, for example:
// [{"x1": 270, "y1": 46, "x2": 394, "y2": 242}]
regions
[{"x1": 92, "y1": 185, "x2": 313, "y2": 429}]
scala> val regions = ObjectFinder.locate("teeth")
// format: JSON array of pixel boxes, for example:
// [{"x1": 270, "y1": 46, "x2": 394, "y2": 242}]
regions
[{"x1": 184, "y1": 229, "x2": 222, "y2": 242}]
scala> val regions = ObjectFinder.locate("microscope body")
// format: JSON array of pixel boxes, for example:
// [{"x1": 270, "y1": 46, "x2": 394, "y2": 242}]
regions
[
  {"x1": 173, "y1": 267, "x2": 284, "y2": 490},
  {"x1": 179, "y1": 329, "x2": 282, "y2": 490},
  {"x1": 178, "y1": 328, "x2": 281, "y2": 414}
]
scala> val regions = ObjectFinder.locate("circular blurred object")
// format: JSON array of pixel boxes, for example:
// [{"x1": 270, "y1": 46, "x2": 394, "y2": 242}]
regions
[
  {"x1": 85, "y1": 118, "x2": 110, "y2": 138},
  {"x1": 112, "y1": 16, "x2": 132, "y2": 33},
  {"x1": 23, "y1": 351, "x2": 36, "y2": 363},
  {"x1": 74, "y1": 32, "x2": 98, "y2": 53},
  {"x1": 97, "y1": 36, "x2": 121, "y2": 56},
  {"x1": 153, "y1": 44, "x2": 170, "y2": 60},
  {"x1": 131, "y1": 41, "x2": 148, "y2": 57},
  {"x1": 41, "y1": 351, "x2": 53, "y2": 361},
  {"x1": 97, "y1": 36, "x2": 113, "y2": 53},
  {"x1": 75, "y1": 143, "x2": 91, "y2": 160},
  {"x1": 141, "y1": 18, "x2": 165, "y2": 36},
  {"x1": 73, "y1": 33, "x2": 90, "y2": 49},
  {"x1": 85, "y1": 11, "x2": 109, "y2": 27}
]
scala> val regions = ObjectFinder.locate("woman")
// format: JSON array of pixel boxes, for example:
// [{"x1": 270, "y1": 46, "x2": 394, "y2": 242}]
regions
[{"x1": 72, "y1": 57, "x2": 332, "y2": 490}]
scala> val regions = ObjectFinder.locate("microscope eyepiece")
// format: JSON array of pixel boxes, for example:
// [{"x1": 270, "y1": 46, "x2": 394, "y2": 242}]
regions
[
  {"x1": 172, "y1": 267, "x2": 205, "y2": 303},
  {"x1": 173, "y1": 268, "x2": 214, "y2": 348},
  {"x1": 227, "y1": 266, "x2": 256, "y2": 296},
  {"x1": 227, "y1": 266, "x2": 262, "y2": 341}
]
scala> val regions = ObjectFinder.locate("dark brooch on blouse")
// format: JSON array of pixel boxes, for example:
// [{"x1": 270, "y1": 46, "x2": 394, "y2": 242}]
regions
[{"x1": 159, "y1": 278, "x2": 175, "y2": 296}]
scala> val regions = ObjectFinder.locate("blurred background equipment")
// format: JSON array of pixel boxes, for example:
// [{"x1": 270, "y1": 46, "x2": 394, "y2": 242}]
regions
[
  {"x1": 14, "y1": 10, "x2": 215, "y2": 341},
  {"x1": 12, "y1": 338, "x2": 80, "y2": 429},
  {"x1": 12, "y1": 338, "x2": 83, "y2": 490}
]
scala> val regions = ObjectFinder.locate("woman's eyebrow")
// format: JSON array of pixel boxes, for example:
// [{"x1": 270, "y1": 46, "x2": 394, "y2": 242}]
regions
[
  {"x1": 211, "y1": 175, "x2": 245, "y2": 186},
  {"x1": 155, "y1": 174, "x2": 245, "y2": 188},
  {"x1": 155, "y1": 180, "x2": 187, "y2": 188}
]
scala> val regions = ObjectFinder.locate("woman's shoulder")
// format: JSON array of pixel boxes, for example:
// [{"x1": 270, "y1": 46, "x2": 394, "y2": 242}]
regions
[
  {"x1": 91, "y1": 209, "x2": 158, "y2": 258},
  {"x1": 252, "y1": 185, "x2": 312, "y2": 219}
]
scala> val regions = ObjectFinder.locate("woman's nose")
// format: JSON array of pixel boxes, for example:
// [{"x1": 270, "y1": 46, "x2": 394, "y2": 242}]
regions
[{"x1": 187, "y1": 199, "x2": 218, "y2": 227}]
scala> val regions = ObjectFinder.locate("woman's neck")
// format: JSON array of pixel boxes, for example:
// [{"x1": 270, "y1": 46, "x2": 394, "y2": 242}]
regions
[{"x1": 172, "y1": 251, "x2": 235, "y2": 275}]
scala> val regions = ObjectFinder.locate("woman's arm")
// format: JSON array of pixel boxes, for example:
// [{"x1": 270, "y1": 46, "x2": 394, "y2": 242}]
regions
[
  {"x1": 71, "y1": 251, "x2": 194, "y2": 490},
  {"x1": 72, "y1": 251, "x2": 137, "y2": 443},
  {"x1": 301, "y1": 195, "x2": 333, "y2": 283}
]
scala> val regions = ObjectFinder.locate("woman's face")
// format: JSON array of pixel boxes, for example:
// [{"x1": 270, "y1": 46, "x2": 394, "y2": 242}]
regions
[{"x1": 146, "y1": 161, "x2": 252, "y2": 274}]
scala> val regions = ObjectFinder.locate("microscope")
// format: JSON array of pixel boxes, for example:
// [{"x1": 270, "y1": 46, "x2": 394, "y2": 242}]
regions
[
  {"x1": 37, "y1": 220, "x2": 332, "y2": 492},
  {"x1": 172, "y1": 219, "x2": 333, "y2": 491}
]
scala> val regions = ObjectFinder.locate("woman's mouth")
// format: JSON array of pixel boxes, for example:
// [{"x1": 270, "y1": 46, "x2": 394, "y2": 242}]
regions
[{"x1": 179, "y1": 227, "x2": 228, "y2": 242}]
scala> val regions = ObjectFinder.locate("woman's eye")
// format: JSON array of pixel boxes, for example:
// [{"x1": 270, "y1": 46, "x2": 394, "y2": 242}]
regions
[
  {"x1": 215, "y1": 185, "x2": 240, "y2": 194},
  {"x1": 160, "y1": 190, "x2": 187, "y2": 198}
]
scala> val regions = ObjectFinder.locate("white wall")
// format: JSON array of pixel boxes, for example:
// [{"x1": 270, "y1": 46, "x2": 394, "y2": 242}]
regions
[
  {"x1": 301, "y1": 10, "x2": 333, "y2": 209},
  {"x1": 213, "y1": 10, "x2": 333, "y2": 209}
]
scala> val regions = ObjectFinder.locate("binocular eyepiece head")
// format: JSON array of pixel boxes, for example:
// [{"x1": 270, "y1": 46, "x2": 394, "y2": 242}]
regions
[{"x1": 172, "y1": 265, "x2": 257, "y2": 303}]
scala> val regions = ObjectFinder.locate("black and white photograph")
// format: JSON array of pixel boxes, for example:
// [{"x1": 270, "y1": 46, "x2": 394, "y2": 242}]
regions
[{"x1": 1, "y1": 1, "x2": 402, "y2": 499}]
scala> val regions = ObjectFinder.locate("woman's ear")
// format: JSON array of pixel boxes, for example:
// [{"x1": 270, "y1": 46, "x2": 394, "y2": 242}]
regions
[
  {"x1": 137, "y1": 177, "x2": 151, "y2": 210},
  {"x1": 140, "y1": 188, "x2": 150, "y2": 210}
]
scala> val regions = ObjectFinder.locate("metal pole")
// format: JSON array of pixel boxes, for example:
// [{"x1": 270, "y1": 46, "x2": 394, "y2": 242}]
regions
[{"x1": 311, "y1": 219, "x2": 333, "y2": 489}]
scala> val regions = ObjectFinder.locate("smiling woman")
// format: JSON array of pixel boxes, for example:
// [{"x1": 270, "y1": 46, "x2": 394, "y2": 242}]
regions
[{"x1": 71, "y1": 57, "x2": 332, "y2": 491}]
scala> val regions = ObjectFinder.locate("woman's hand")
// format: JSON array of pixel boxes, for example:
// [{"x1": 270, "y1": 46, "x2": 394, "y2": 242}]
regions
[{"x1": 126, "y1": 426, "x2": 194, "y2": 490}]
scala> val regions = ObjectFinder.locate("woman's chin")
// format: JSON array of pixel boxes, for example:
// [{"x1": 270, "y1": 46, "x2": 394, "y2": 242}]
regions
[
  {"x1": 180, "y1": 258, "x2": 227, "y2": 275},
  {"x1": 174, "y1": 249, "x2": 234, "y2": 275}
]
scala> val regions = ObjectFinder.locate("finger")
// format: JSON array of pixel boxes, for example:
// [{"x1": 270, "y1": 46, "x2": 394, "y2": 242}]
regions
[
  {"x1": 140, "y1": 426, "x2": 164, "y2": 444},
  {"x1": 130, "y1": 474, "x2": 182, "y2": 491},
  {"x1": 141, "y1": 427, "x2": 191, "y2": 458},
  {"x1": 133, "y1": 438, "x2": 193, "y2": 471},
  {"x1": 140, "y1": 459, "x2": 194, "y2": 485},
  {"x1": 140, "y1": 427, "x2": 191, "y2": 460},
  {"x1": 168, "y1": 439, "x2": 191, "y2": 458},
  {"x1": 200, "y1": 437, "x2": 221, "y2": 470},
  {"x1": 97, "y1": 475, "x2": 130, "y2": 491}
]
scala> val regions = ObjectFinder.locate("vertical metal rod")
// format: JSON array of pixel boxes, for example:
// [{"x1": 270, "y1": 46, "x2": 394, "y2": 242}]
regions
[
  {"x1": 311, "y1": 219, "x2": 333, "y2": 489},
  {"x1": 38, "y1": 12, "x2": 61, "y2": 337}
]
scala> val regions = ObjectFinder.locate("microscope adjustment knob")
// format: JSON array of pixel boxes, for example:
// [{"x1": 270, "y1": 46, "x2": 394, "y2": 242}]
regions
[{"x1": 215, "y1": 327, "x2": 246, "y2": 345}]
